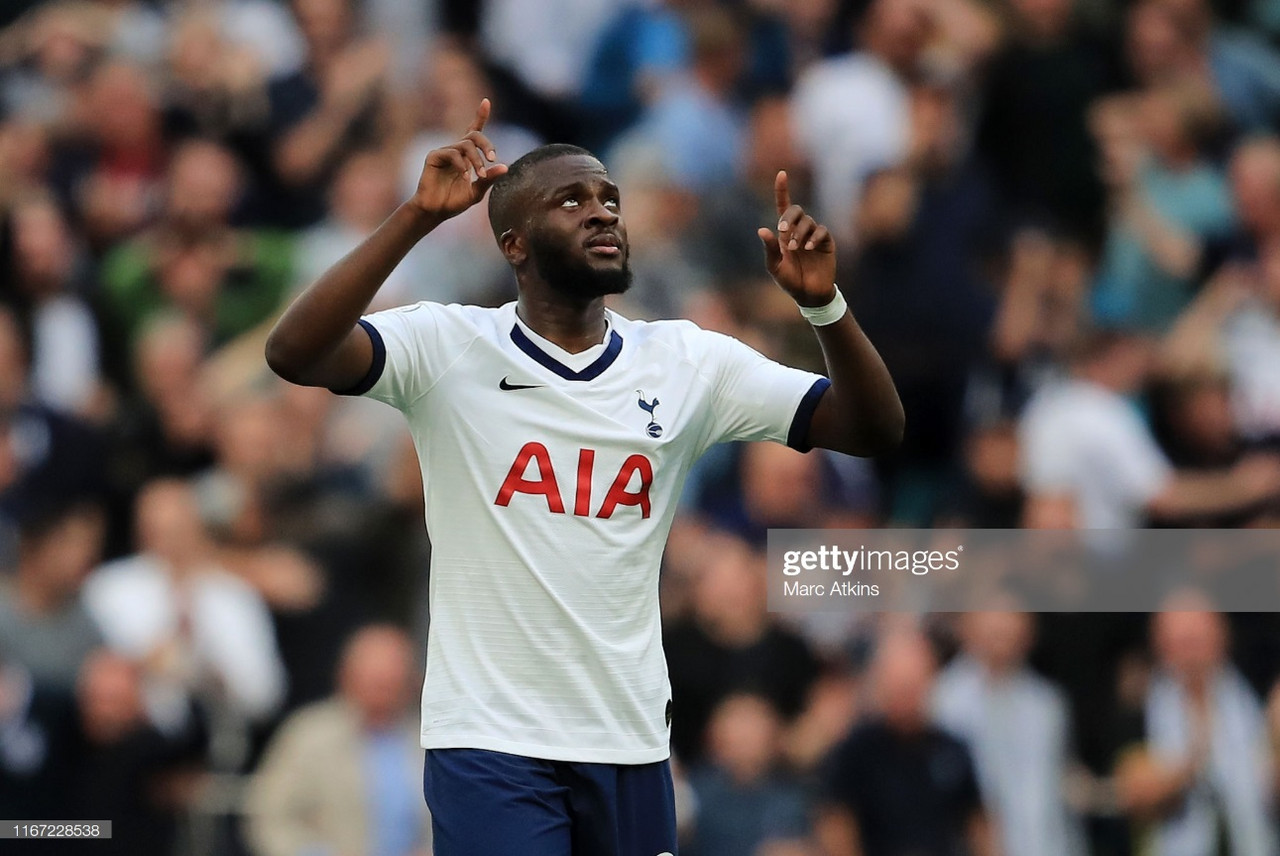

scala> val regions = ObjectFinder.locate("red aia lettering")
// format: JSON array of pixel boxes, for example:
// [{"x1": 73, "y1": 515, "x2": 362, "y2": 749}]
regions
[
  {"x1": 596, "y1": 455, "x2": 653, "y2": 519},
  {"x1": 494, "y1": 444, "x2": 652, "y2": 519},
  {"x1": 575, "y1": 449, "x2": 595, "y2": 517},
  {"x1": 493, "y1": 442, "x2": 565, "y2": 513}
]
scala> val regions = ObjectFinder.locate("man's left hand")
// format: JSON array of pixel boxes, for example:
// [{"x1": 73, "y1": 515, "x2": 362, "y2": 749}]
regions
[{"x1": 758, "y1": 170, "x2": 837, "y2": 308}]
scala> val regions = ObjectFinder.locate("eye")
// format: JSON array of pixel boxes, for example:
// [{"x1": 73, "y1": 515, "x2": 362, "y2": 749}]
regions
[
  {"x1": 605, "y1": 197, "x2": 620, "y2": 209},
  {"x1": 560, "y1": 197, "x2": 579, "y2": 209}
]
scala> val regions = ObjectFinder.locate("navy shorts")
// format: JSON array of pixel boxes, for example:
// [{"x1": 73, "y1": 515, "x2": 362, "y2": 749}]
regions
[{"x1": 423, "y1": 748, "x2": 678, "y2": 856}]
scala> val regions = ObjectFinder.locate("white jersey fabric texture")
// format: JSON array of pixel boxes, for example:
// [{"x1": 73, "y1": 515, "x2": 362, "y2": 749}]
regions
[{"x1": 344, "y1": 301, "x2": 828, "y2": 763}]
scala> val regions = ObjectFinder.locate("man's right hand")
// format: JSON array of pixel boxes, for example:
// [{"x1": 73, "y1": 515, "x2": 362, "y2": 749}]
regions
[
  {"x1": 267, "y1": 100, "x2": 508, "y2": 391},
  {"x1": 410, "y1": 98, "x2": 508, "y2": 221}
]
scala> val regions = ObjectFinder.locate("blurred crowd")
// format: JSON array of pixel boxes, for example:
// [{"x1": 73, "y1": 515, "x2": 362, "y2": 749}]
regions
[{"x1": 4, "y1": 0, "x2": 1280, "y2": 854}]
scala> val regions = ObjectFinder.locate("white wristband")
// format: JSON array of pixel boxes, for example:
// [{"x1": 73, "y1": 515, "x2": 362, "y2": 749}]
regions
[{"x1": 797, "y1": 285, "x2": 847, "y2": 326}]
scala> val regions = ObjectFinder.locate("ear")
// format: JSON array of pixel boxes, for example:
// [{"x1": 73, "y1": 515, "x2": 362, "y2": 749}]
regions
[{"x1": 499, "y1": 229, "x2": 526, "y2": 266}]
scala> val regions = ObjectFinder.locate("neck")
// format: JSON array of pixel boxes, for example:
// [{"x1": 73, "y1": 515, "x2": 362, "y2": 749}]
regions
[
  {"x1": 981, "y1": 660, "x2": 1018, "y2": 683},
  {"x1": 1185, "y1": 669, "x2": 1216, "y2": 701},
  {"x1": 516, "y1": 283, "x2": 608, "y2": 354},
  {"x1": 1078, "y1": 366, "x2": 1123, "y2": 393}
]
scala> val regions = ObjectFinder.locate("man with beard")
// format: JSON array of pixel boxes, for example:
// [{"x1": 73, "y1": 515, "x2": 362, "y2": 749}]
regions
[{"x1": 265, "y1": 99, "x2": 903, "y2": 856}]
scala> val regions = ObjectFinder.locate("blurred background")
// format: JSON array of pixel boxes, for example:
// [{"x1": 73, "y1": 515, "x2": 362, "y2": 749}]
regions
[{"x1": 4, "y1": 0, "x2": 1280, "y2": 854}]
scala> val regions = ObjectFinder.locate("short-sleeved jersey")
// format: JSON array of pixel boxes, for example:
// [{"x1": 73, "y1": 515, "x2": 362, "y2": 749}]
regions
[{"x1": 347, "y1": 301, "x2": 828, "y2": 763}]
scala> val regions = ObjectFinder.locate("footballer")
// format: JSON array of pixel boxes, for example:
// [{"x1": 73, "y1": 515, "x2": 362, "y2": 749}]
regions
[{"x1": 265, "y1": 99, "x2": 903, "y2": 856}]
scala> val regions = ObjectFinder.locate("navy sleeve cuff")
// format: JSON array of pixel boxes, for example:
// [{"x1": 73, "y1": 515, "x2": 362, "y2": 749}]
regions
[
  {"x1": 332, "y1": 319, "x2": 386, "y2": 396},
  {"x1": 787, "y1": 377, "x2": 831, "y2": 452}
]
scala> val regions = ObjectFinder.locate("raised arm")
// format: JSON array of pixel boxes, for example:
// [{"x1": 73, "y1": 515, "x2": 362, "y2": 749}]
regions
[
  {"x1": 758, "y1": 171, "x2": 904, "y2": 457},
  {"x1": 264, "y1": 99, "x2": 508, "y2": 390}
]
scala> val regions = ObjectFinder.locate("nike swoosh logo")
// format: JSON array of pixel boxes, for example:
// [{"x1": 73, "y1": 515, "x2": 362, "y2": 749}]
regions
[{"x1": 499, "y1": 377, "x2": 545, "y2": 391}]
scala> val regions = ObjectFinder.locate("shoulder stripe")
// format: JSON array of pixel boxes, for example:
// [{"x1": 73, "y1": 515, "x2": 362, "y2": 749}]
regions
[
  {"x1": 787, "y1": 377, "x2": 831, "y2": 452},
  {"x1": 332, "y1": 319, "x2": 387, "y2": 396}
]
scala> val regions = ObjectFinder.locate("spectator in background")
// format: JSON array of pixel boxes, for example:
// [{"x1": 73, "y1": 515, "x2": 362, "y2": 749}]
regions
[
  {"x1": 684, "y1": 693, "x2": 810, "y2": 856},
  {"x1": 1143, "y1": 0, "x2": 1280, "y2": 135},
  {"x1": 601, "y1": 143, "x2": 709, "y2": 320},
  {"x1": 934, "y1": 610, "x2": 1086, "y2": 856},
  {"x1": 0, "y1": 306, "x2": 106, "y2": 530},
  {"x1": 265, "y1": 0, "x2": 393, "y2": 227},
  {"x1": 577, "y1": 0, "x2": 693, "y2": 151},
  {"x1": 71, "y1": 649, "x2": 205, "y2": 856},
  {"x1": 1157, "y1": 137, "x2": 1280, "y2": 443},
  {"x1": 478, "y1": 0, "x2": 614, "y2": 140},
  {"x1": 0, "y1": 2, "x2": 105, "y2": 130},
  {"x1": 246, "y1": 624, "x2": 430, "y2": 856},
  {"x1": 0, "y1": 651, "x2": 79, "y2": 820},
  {"x1": 620, "y1": 6, "x2": 747, "y2": 194},
  {"x1": 936, "y1": 420, "x2": 1025, "y2": 528},
  {"x1": 688, "y1": 440, "x2": 878, "y2": 547},
  {"x1": 0, "y1": 502, "x2": 104, "y2": 692},
  {"x1": 0, "y1": 117, "x2": 53, "y2": 207},
  {"x1": 295, "y1": 149, "x2": 406, "y2": 304},
  {"x1": 1091, "y1": 86, "x2": 1235, "y2": 333},
  {"x1": 83, "y1": 0, "x2": 174, "y2": 67},
  {"x1": 83, "y1": 479, "x2": 286, "y2": 736},
  {"x1": 99, "y1": 139, "x2": 293, "y2": 352},
  {"x1": 664, "y1": 533, "x2": 821, "y2": 763},
  {"x1": 106, "y1": 315, "x2": 216, "y2": 521},
  {"x1": 790, "y1": 0, "x2": 931, "y2": 243},
  {"x1": 1018, "y1": 328, "x2": 1280, "y2": 528},
  {"x1": 1216, "y1": 135, "x2": 1280, "y2": 268},
  {"x1": 399, "y1": 44, "x2": 540, "y2": 304},
  {"x1": 1161, "y1": 242, "x2": 1280, "y2": 446},
  {"x1": 189, "y1": 390, "x2": 370, "y2": 707},
  {"x1": 689, "y1": 94, "x2": 801, "y2": 283},
  {"x1": 2, "y1": 191, "x2": 101, "y2": 416},
  {"x1": 162, "y1": 7, "x2": 272, "y2": 148},
  {"x1": 774, "y1": 0, "x2": 843, "y2": 71},
  {"x1": 206, "y1": 0, "x2": 308, "y2": 81},
  {"x1": 1116, "y1": 598, "x2": 1277, "y2": 856},
  {"x1": 976, "y1": 0, "x2": 1120, "y2": 243},
  {"x1": 69, "y1": 61, "x2": 168, "y2": 251},
  {"x1": 197, "y1": 394, "x2": 299, "y2": 546},
  {"x1": 844, "y1": 78, "x2": 998, "y2": 523},
  {"x1": 983, "y1": 228, "x2": 1092, "y2": 416},
  {"x1": 817, "y1": 630, "x2": 995, "y2": 856},
  {"x1": 1148, "y1": 373, "x2": 1243, "y2": 472}
]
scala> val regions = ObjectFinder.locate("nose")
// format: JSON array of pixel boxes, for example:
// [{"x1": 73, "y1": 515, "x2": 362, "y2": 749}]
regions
[{"x1": 584, "y1": 198, "x2": 619, "y2": 227}]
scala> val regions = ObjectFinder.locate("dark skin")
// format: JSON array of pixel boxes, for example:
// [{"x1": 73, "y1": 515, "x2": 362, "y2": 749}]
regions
[{"x1": 265, "y1": 99, "x2": 904, "y2": 456}]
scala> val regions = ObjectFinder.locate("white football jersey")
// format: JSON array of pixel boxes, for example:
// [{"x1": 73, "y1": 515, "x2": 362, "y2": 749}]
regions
[{"x1": 346, "y1": 300, "x2": 828, "y2": 763}]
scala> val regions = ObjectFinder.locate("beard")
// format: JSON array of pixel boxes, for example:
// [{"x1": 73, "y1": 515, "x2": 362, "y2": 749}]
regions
[{"x1": 528, "y1": 230, "x2": 632, "y2": 300}]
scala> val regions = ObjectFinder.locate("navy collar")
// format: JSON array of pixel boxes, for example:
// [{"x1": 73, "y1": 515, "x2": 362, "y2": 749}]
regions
[{"x1": 510, "y1": 323, "x2": 624, "y2": 381}]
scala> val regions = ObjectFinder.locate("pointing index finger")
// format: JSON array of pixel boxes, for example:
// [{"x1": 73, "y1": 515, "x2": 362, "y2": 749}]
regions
[
  {"x1": 774, "y1": 170, "x2": 791, "y2": 217},
  {"x1": 468, "y1": 98, "x2": 491, "y2": 135}
]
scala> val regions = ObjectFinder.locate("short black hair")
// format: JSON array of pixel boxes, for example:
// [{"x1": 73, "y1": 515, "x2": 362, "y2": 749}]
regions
[{"x1": 487, "y1": 143, "x2": 599, "y2": 240}]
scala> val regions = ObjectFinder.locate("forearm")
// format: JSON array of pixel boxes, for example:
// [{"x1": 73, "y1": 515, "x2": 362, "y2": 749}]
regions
[
  {"x1": 1129, "y1": 201, "x2": 1201, "y2": 280},
  {"x1": 990, "y1": 278, "x2": 1041, "y2": 362},
  {"x1": 1158, "y1": 303, "x2": 1223, "y2": 378},
  {"x1": 274, "y1": 104, "x2": 360, "y2": 187},
  {"x1": 265, "y1": 202, "x2": 440, "y2": 386},
  {"x1": 809, "y1": 308, "x2": 904, "y2": 457},
  {"x1": 757, "y1": 172, "x2": 903, "y2": 456},
  {"x1": 1148, "y1": 472, "x2": 1265, "y2": 520}
]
